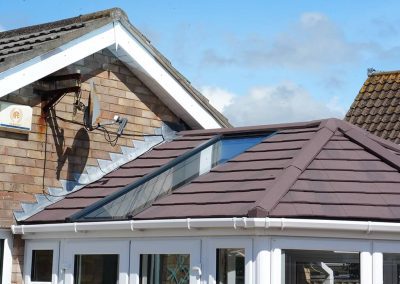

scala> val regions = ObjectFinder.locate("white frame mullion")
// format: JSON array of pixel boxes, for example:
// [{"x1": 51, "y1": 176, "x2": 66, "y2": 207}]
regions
[
  {"x1": 61, "y1": 239, "x2": 129, "y2": 284},
  {"x1": 24, "y1": 240, "x2": 59, "y2": 284},
  {"x1": 254, "y1": 237, "x2": 270, "y2": 284},
  {"x1": 270, "y1": 236, "x2": 373, "y2": 284},
  {"x1": 130, "y1": 238, "x2": 201, "y2": 284},
  {"x1": 0, "y1": 229, "x2": 12, "y2": 284},
  {"x1": 372, "y1": 251, "x2": 383, "y2": 284},
  {"x1": 203, "y1": 237, "x2": 253, "y2": 284}
]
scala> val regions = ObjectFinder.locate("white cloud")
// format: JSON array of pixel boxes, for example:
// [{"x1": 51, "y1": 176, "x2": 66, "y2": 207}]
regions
[
  {"x1": 202, "y1": 12, "x2": 376, "y2": 71},
  {"x1": 0, "y1": 25, "x2": 4, "y2": 32},
  {"x1": 202, "y1": 82, "x2": 346, "y2": 126},
  {"x1": 200, "y1": 86, "x2": 235, "y2": 112}
]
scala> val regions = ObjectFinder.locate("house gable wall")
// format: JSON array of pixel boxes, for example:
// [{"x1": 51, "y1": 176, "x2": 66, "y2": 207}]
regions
[{"x1": 0, "y1": 49, "x2": 181, "y2": 283}]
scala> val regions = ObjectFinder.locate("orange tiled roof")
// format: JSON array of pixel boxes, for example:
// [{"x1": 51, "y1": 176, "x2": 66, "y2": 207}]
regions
[{"x1": 345, "y1": 70, "x2": 400, "y2": 143}]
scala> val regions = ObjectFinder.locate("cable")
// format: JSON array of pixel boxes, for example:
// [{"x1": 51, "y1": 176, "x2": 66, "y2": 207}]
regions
[{"x1": 42, "y1": 113, "x2": 52, "y2": 200}]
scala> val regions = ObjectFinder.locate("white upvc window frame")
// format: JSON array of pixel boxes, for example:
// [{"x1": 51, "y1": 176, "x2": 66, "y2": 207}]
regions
[
  {"x1": 270, "y1": 236, "x2": 373, "y2": 284},
  {"x1": 0, "y1": 229, "x2": 12, "y2": 284},
  {"x1": 130, "y1": 238, "x2": 201, "y2": 284},
  {"x1": 24, "y1": 240, "x2": 59, "y2": 284},
  {"x1": 372, "y1": 240, "x2": 400, "y2": 284},
  {"x1": 203, "y1": 237, "x2": 253, "y2": 284},
  {"x1": 60, "y1": 239, "x2": 129, "y2": 284}
]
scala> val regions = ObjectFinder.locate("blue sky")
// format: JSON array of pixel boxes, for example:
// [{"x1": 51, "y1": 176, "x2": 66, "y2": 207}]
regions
[{"x1": 2, "y1": 0, "x2": 400, "y2": 126}]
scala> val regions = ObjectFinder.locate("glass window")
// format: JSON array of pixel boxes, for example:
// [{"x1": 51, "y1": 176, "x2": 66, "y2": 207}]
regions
[
  {"x1": 383, "y1": 254, "x2": 400, "y2": 283},
  {"x1": 31, "y1": 250, "x2": 53, "y2": 282},
  {"x1": 140, "y1": 254, "x2": 190, "y2": 284},
  {"x1": 74, "y1": 254, "x2": 118, "y2": 284},
  {"x1": 216, "y1": 248, "x2": 245, "y2": 284},
  {"x1": 77, "y1": 134, "x2": 271, "y2": 221},
  {"x1": 282, "y1": 250, "x2": 360, "y2": 284}
]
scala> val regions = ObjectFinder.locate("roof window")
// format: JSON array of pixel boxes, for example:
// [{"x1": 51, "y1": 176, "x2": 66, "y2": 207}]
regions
[{"x1": 70, "y1": 133, "x2": 272, "y2": 221}]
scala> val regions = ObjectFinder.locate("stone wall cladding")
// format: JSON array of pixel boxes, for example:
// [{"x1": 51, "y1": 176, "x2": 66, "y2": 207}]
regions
[{"x1": 0, "y1": 48, "x2": 180, "y2": 283}]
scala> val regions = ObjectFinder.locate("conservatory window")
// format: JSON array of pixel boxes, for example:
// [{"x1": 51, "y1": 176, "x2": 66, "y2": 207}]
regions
[
  {"x1": 74, "y1": 254, "x2": 119, "y2": 284},
  {"x1": 74, "y1": 133, "x2": 271, "y2": 221},
  {"x1": 282, "y1": 249, "x2": 360, "y2": 284},
  {"x1": 30, "y1": 250, "x2": 53, "y2": 282},
  {"x1": 140, "y1": 254, "x2": 190, "y2": 284},
  {"x1": 383, "y1": 254, "x2": 400, "y2": 284},
  {"x1": 216, "y1": 248, "x2": 245, "y2": 284}
]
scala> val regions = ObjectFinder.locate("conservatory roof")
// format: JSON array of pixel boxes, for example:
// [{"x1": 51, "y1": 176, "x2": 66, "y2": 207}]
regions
[{"x1": 22, "y1": 118, "x2": 400, "y2": 224}]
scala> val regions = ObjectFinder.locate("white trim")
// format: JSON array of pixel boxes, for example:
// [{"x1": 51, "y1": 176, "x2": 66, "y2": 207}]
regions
[
  {"x1": 361, "y1": 251, "x2": 373, "y2": 284},
  {"x1": 372, "y1": 251, "x2": 383, "y2": 284},
  {"x1": 61, "y1": 239, "x2": 129, "y2": 284},
  {"x1": 130, "y1": 238, "x2": 201, "y2": 284},
  {"x1": 372, "y1": 240, "x2": 400, "y2": 284},
  {"x1": 0, "y1": 21, "x2": 224, "y2": 129},
  {"x1": 0, "y1": 229, "x2": 12, "y2": 284},
  {"x1": 253, "y1": 237, "x2": 270, "y2": 284},
  {"x1": 24, "y1": 240, "x2": 59, "y2": 284},
  {"x1": 13, "y1": 217, "x2": 400, "y2": 237},
  {"x1": 0, "y1": 23, "x2": 115, "y2": 97},
  {"x1": 270, "y1": 247, "x2": 281, "y2": 284},
  {"x1": 271, "y1": 236, "x2": 371, "y2": 284},
  {"x1": 203, "y1": 237, "x2": 252, "y2": 284}
]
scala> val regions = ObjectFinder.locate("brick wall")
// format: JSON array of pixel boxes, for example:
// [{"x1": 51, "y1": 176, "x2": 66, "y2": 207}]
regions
[{"x1": 0, "y1": 49, "x2": 182, "y2": 283}]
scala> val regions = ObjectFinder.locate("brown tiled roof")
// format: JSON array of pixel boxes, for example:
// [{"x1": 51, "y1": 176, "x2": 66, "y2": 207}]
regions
[
  {"x1": 0, "y1": 8, "x2": 231, "y2": 127},
  {"x1": 345, "y1": 70, "x2": 400, "y2": 143},
  {"x1": 22, "y1": 118, "x2": 400, "y2": 224}
]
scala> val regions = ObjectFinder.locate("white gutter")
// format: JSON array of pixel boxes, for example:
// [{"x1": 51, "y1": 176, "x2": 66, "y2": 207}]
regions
[{"x1": 11, "y1": 218, "x2": 400, "y2": 235}]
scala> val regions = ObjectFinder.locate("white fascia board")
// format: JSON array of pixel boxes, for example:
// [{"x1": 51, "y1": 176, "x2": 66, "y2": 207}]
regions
[
  {"x1": 12, "y1": 217, "x2": 400, "y2": 238},
  {"x1": 112, "y1": 23, "x2": 221, "y2": 129},
  {"x1": 0, "y1": 229, "x2": 12, "y2": 284},
  {"x1": 0, "y1": 20, "x2": 222, "y2": 129},
  {"x1": 0, "y1": 23, "x2": 115, "y2": 98}
]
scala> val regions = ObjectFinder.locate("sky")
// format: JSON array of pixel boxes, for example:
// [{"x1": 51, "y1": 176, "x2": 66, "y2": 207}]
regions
[{"x1": 2, "y1": 0, "x2": 400, "y2": 126}]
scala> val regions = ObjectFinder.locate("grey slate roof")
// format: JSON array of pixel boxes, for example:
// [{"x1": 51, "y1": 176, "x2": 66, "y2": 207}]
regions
[
  {"x1": 21, "y1": 118, "x2": 400, "y2": 224},
  {"x1": 0, "y1": 8, "x2": 231, "y2": 127}
]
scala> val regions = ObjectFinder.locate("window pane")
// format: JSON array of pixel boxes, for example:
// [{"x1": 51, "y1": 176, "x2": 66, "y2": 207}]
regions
[
  {"x1": 216, "y1": 248, "x2": 245, "y2": 284},
  {"x1": 140, "y1": 254, "x2": 190, "y2": 284},
  {"x1": 74, "y1": 254, "x2": 118, "y2": 284},
  {"x1": 31, "y1": 250, "x2": 53, "y2": 282},
  {"x1": 79, "y1": 134, "x2": 271, "y2": 221},
  {"x1": 383, "y1": 254, "x2": 400, "y2": 283},
  {"x1": 282, "y1": 250, "x2": 360, "y2": 284}
]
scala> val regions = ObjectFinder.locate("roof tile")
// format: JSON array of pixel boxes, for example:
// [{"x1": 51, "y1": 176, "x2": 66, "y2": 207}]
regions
[
  {"x1": 346, "y1": 71, "x2": 400, "y2": 143},
  {"x1": 22, "y1": 118, "x2": 400, "y2": 223}
]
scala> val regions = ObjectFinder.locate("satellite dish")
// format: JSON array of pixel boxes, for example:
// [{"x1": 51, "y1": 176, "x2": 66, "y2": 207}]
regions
[
  {"x1": 84, "y1": 81, "x2": 101, "y2": 130},
  {"x1": 83, "y1": 81, "x2": 128, "y2": 144}
]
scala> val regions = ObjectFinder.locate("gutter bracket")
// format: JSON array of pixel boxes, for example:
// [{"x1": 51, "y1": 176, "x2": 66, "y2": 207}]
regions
[
  {"x1": 233, "y1": 217, "x2": 237, "y2": 230},
  {"x1": 74, "y1": 223, "x2": 78, "y2": 233},
  {"x1": 130, "y1": 220, "x2": 134, "y2": 231},
  {"x1": 187, "y1": 218, "x2": 191, "y2": 230},
  {"x1": 281, "y1": 218, "x2": 285, "y2": 231},
  {"x1": 242, "y1": 217, "x2": 247, "y2": 229},
  {"x1": 265, "y1": 217, "x2": 270, "y2": 230},
  {"x1": 367, "y1": 221, "x2": 372, "y2": 234}
]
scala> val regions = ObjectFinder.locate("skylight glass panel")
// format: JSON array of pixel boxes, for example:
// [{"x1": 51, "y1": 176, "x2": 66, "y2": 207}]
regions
[{"x1": 73, "y1": 134, "x2": 271, "y2": 221}]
